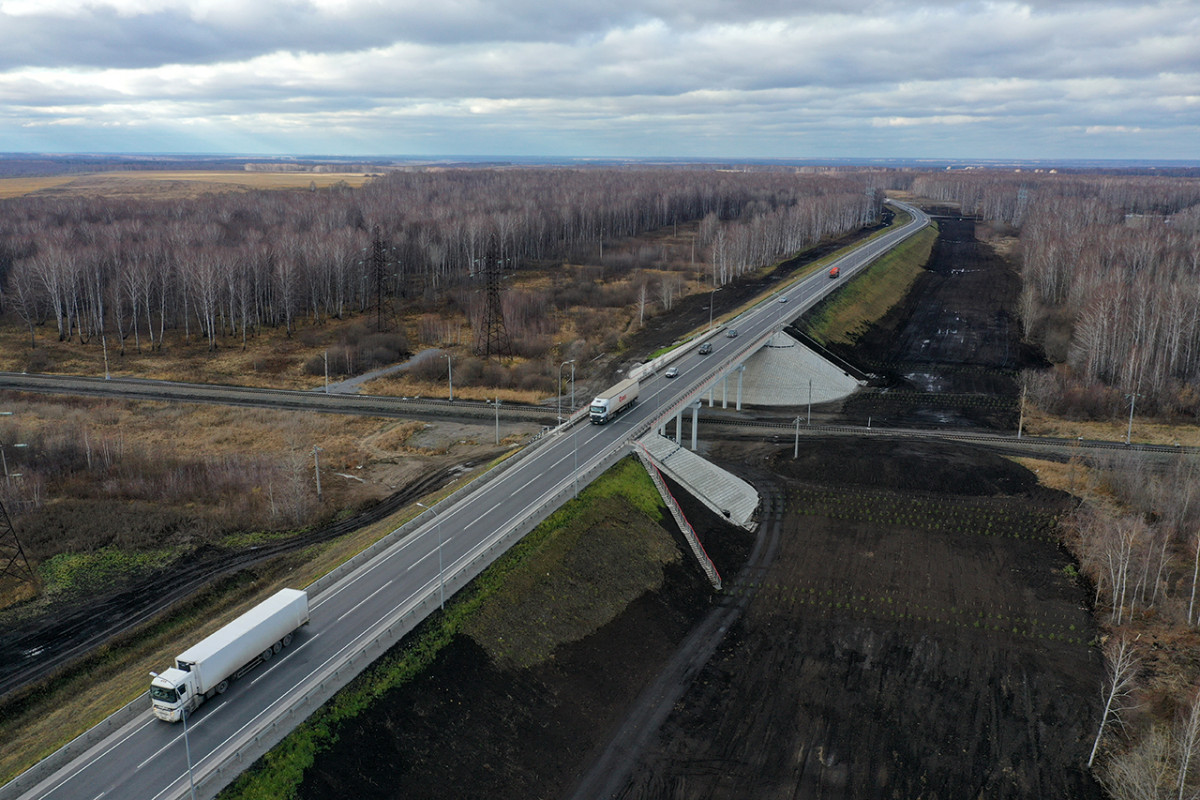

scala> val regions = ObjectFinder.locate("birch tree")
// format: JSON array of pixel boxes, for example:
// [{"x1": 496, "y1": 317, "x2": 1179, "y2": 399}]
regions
[{"x1": 1089, "y1": 633, "x2": 1141, "y2": 768}]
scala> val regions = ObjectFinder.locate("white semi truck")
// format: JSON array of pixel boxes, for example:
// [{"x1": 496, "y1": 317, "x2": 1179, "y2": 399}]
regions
[
  {"x1": 590, "y1": 377, "x2": 639, "y2": 424},
  {"x1": 149, "y1": 588, "x2": 310, "y2": 722}
]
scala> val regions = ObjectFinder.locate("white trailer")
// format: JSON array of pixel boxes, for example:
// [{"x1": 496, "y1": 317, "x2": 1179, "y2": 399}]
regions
[
  {"x1": 149, "y1": 588, "x2": 309, "y2": 722},
  {"x1": 590, "y1": 377, "x2": 639, "y2": 424}
]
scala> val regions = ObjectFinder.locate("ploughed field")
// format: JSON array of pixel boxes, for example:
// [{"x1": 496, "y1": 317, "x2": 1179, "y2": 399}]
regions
[
  {"x1": 615, "y1": 437, "x2": 1103, "y2": 799},
  {"x1": 829, "y1": 212, "x2": 1045, "y2": 430}
]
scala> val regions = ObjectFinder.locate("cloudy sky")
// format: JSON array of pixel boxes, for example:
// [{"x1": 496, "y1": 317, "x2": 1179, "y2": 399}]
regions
[{"x1": 0, "y1": 0, "x2": 1196, "y2": 160}]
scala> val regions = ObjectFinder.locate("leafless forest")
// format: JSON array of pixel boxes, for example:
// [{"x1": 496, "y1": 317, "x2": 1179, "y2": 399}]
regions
[
  {"x1": 912, "y1": 171, "x2": 1200, "y2": 418},
  {"x1": 0, "y1": 169, "x2": 880, "y2": 360}
]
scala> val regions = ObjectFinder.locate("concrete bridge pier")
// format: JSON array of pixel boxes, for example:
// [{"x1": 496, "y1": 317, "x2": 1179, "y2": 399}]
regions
[
  {"x1": 691, "y1": 401, "x2": 700, "y2": 450},
  {"x1": 736, "y1": 364, "x2": 745, "y2": 411}
]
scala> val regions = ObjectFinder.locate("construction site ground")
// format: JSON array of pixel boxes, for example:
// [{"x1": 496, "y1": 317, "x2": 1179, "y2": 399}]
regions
[{"x1": 287, "y1": 210, "x2": 1105, "y2": 798}]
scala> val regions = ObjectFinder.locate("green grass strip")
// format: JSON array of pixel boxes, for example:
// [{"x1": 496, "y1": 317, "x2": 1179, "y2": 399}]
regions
[
  {"x1": 804, "y1": 223, "x2": 937, "y2": 346},
  {"x1": 219, "y1": 456, "x2": 663, "y2": 800}
]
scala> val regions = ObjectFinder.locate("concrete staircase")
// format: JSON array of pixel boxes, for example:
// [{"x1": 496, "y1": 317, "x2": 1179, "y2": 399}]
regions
[{"x1": 639, "y1": 434, "x2": 760, "y2": 530}]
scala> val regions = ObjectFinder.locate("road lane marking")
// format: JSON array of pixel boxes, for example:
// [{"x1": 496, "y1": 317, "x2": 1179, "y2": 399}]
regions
[
  {"x1": 335, "y1": 578, "x2": 394, "y2": 623},
  {"x1": 250, "y1": 633, "x2": 321, "y2": 686},
  {"x1": 40, "y1": 717, "x2": 158, "y2": 798}
]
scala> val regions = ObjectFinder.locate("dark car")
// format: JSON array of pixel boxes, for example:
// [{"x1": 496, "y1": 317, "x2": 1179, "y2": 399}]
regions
[
  {"x1": 726, "y1": 328, "x2": 739, "y2": 338},
  {"x1": 698, "y1": 343, "x2": 713, "y2": 354}
]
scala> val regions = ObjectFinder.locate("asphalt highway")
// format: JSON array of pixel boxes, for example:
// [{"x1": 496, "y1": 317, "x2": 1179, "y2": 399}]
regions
[{"x1": 6, "y1": 201, "x2": 929, "y2": 800}]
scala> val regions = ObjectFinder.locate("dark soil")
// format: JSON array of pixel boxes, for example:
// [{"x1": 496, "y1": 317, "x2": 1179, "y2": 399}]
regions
[
  {"x1": 297, "y1": 498, "x2": 742, "y2": 800},
  {"x1": 614, "y1": 436, "x2": 1102, "y2": 800},
  {"x1": 820, "y1": 213, "x2": 1048, "y2": 430},
  {"x1": 283, "y1": 205, "x2": 1104, "y2": 799}
]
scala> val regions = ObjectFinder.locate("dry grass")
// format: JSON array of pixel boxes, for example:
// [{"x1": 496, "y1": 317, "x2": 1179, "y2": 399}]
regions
[
  {"x1": 1022, "y1": 405, "x2": 1200, "y2": 447},
  {"x1": 0, "y1": 171, "x2": 374, "y2": 200},
  {"x1": 360, "y1": 375, "x2": 546, "y2": 405},
  {"x1": 2, "y1": 396, "x2": 384, "y2": 473},
  {"x1": 0, "y1": 176, "x2": 78, "y2": 199}
]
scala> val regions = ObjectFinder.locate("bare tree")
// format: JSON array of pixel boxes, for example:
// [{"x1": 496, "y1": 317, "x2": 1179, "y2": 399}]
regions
[
  {"x1": 1177, "y1": 688, "x2": 1200, "y2": 800},
  {"x1": 1090, "y1": 633, "x2": 1142, "y2": 768}
]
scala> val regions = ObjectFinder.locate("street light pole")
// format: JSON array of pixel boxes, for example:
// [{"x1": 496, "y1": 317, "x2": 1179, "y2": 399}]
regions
[
  {"x1": 807, "y1": 379, "x2": 813, "y2": 426},
  {"x1": 493, "y1": 397, "x2": 501, "y2": 445},
  {"x1": 1126, "y1": 392, "x2": 1141, "y2": 445},
  {"x1": 558, "y1": 360, "x2": 575, "y2": 426},
  {"x1": 794, "y1": 416, "x2": 800, "y2": 460},
  {"x1": 181, "y1": 706, "x2": 198, "y2": 800},
  {"x1": 312, "y1": 445, "x2": 323, "y2": 501},
  {"x1": 446, "y1": 354, "x2": 453, "y2": 402},
  {"x1": 416, "y1": 502, "x2": 445, "y2": 610},
  {"x1": 709, "y1": 286, "x2": 720, "y2": 331}
]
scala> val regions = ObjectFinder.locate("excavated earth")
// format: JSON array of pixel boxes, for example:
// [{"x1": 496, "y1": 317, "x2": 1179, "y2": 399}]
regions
[{"x1": 289, "y1": 209, "x2": 1105, "y2": 799}]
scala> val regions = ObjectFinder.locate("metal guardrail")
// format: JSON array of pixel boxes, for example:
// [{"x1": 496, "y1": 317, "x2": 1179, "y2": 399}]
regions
[{"x1": 184, "y1": 441, "x2": 631, "y2": 800}]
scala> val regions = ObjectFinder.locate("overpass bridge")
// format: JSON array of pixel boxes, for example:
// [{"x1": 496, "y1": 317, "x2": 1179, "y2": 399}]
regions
[{"x1": 1, "y1": 202, "x2": 930, "y2": 800}]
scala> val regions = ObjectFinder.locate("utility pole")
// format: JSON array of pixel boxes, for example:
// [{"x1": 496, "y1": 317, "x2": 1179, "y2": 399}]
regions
[
  {"x1": 1017, "y1": 382, "x2": 1026, "y2": 438},
  {"x1": 493, "y1": 397, "x2": 500, "y2": 445},
  {"x1": 558, "y1": 360, "x2": 575, "y2": 425},
  {"x1": 312, "y1": 445, "x2": 323, "y2": 500},
  {"x1": 794, "y1": 416, "x2": 801, "y2": 459},
  {"x1": 807, "y1": 378, "x2": 813, "y2": 426},
  {"x1": 446, "y1": 354, "x2": 453, "y2": 402},
  {"x1": 1126, "y1": 391, "x2": 1141, "y2": 445}
]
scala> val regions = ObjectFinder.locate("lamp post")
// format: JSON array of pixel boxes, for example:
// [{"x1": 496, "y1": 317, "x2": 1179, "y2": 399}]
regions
[
  {"x1": 1125, "y1": 392, "x2": 1141, "y2": 445},
  {"x1": 446, "y1": 354, "x2": 453, "y2": 402},
  {"x1": 312, "y1": 445, "x2": 323, "y2": 501},
  {"x1": 415, "y1": 502, "x2": 445, "y2": 610},
  {"x1": 794, "y1": 417, "x2": 801, "y2": 460},
  {"x1": 180, "y1": 704, "x2": 198, "y2": 800},
  {"x1": 492, "y1": 397, "x2": 501, "y2": 445},
  {"x1": 558, "y1": 360, "x2": 575, "y2": 426},
  {"x1": 573, "y1": 423, "x2": 580, "y2": 498},
  {"x1": 708, "y1": 287, "x2": 722, "y2": 331}
]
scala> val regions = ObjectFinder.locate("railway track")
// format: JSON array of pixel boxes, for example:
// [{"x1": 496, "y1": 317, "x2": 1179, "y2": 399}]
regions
[
  {"x1": 697, "y1": 416, "x2": 1200, "y2": 456},
  {"x1": 0, "y1": 372, "x2": 560, "y2": 424}
]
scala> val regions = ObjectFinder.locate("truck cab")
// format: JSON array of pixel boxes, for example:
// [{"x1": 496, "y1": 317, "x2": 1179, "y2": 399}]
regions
[{"x1": 150, "y1": 668, "x2": 200, "y2": 721}]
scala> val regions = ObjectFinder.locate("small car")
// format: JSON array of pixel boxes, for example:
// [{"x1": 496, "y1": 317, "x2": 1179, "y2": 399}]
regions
[
  {"x1": 778, "y1": 296, "x2": 788, "y2": 303},
  {"x1": 665, "y1": 366, "x2": 679, "y2": 378},
  {"x1": 698, "y1": 343, "x2": 713, "y2": 354},
  {"x1": 726, "y1": 328, "x2": 739, "y2": 338}
]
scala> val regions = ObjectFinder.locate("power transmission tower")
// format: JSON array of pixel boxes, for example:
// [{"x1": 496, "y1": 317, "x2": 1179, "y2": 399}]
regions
[
  {"x1": 0, "y1": 499, "x2": 34, "y2": 588},
  {"x1": 369, "y1": 226, "x2": 400, "y2": 332},
  {"x1": 476, "y1": 235, "x2": 511, "y2": 360}
]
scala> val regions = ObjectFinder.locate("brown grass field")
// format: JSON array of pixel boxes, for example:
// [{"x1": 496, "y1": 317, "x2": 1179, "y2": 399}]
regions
[{"x1": 0, "y1": 171, "x2": 374, "y2": 200}]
